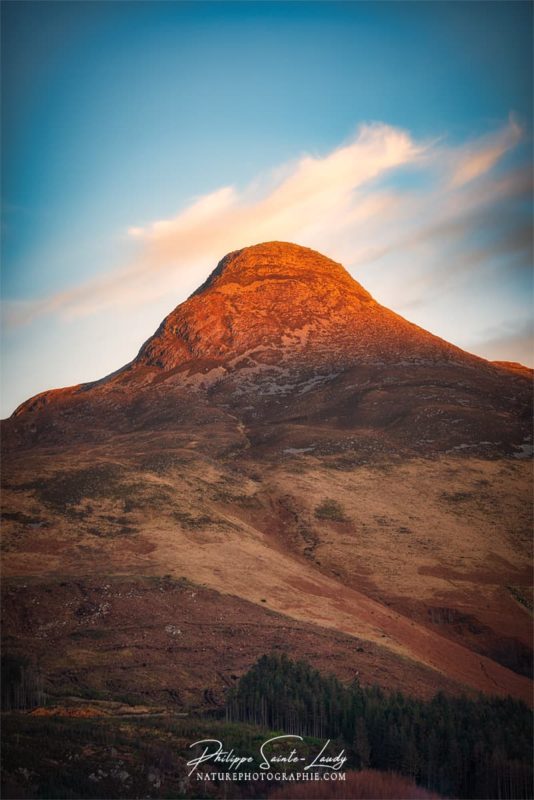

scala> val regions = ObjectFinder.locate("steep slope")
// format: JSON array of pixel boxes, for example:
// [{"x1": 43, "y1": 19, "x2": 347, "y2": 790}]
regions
[{"x1": 2, "y1": 242, "x2": 532, "y2": 708}]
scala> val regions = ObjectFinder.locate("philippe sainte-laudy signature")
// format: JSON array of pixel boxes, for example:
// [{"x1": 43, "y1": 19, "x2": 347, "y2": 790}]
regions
[{"x1": 187, "y1": 735, "x2": 347, "y2": 777}]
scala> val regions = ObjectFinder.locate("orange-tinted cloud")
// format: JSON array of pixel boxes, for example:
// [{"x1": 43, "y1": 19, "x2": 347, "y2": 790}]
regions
[{"x1": 2, "y1": 119, "x2": 526, "y2": 329}]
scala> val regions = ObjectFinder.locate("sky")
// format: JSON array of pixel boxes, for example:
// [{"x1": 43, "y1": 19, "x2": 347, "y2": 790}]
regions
[{"x1": 1, "y1": 1, "x2": 532, "y2": 417}]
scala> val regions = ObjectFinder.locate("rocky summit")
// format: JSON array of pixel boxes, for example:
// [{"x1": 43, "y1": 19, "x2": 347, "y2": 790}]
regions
[
  {"x1": 1, "y1": 241, "x2": 532, "y2": 716},
  {"x1": 6, "y1": 242, "x2": 532, "y2": 459}
]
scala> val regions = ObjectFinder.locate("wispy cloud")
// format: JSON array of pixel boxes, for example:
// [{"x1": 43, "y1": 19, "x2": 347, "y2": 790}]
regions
[
  {"x1": 447, "y1": 115, "x2": 523, "y2": 188},
  {"x1": 3, "y1": 118, "x2": 530, "y2": 331}
]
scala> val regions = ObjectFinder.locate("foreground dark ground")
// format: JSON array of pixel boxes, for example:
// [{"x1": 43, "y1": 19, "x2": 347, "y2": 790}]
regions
[{"x1": 1, "y1": 714, "x2": 441, "y2": 800}]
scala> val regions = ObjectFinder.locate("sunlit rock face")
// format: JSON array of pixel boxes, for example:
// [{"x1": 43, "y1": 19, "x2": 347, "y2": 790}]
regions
[{"x1": 133, "y1": 241, "x2": 477, "y2": 377}]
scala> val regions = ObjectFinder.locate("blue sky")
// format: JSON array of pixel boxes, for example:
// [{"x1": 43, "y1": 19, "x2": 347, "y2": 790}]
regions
[{"x1": 1, "y1": 1, "x2": 532, "y2": 415}]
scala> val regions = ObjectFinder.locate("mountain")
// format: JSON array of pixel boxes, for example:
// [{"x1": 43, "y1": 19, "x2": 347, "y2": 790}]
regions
[
  {"x1": 7, "y1": 242, "x2": 531, "y2": 458},
  {"x1": 2, "y1": 241, "x2": 532, "y2": 713}
]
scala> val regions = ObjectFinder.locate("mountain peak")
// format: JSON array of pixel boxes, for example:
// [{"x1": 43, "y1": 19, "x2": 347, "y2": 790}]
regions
[
  {"x1": 135, "y1": 241, "x2": 388, "y2": 371},
  {"x1": 191, "y1": 241, "x2": 373, "y2": 303},
  {"x1": 134, "y1": 240, "x2": 463, "y2": 375}
]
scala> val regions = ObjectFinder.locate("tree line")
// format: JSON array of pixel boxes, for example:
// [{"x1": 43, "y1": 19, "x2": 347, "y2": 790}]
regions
[
  {"x1": 225, "y1": 653, "x2": 533, "y2": 799},
  {"x1": 1, "y1": 654, "x2": 45, "y2": 712}
]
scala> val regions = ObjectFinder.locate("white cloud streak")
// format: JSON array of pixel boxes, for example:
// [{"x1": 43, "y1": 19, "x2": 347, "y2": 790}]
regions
[{"x1": 3, "y1": 118, "x2": 530, "y2": 333}]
